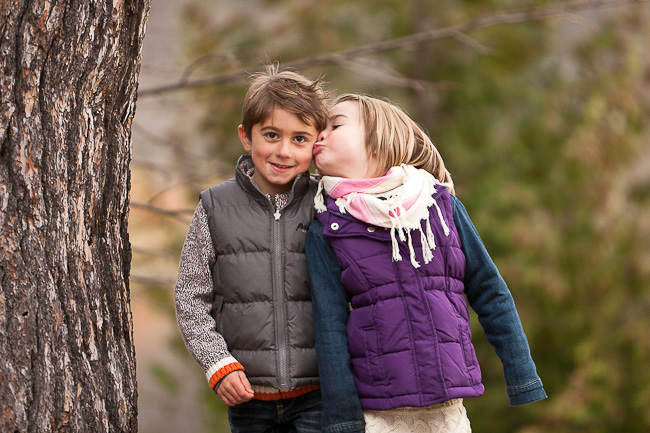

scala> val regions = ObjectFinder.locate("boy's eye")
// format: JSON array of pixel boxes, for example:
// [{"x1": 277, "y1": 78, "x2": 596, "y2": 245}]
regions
[
  {"x1": 265, "y1": 132, "x2": 279, "y2": 140},
  {"x1": 294, "y1": 136, "x2": 308, "y2": 144}
]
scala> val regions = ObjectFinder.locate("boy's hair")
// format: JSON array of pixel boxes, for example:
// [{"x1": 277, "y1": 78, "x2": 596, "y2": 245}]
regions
[
  {"x1": 241, "y1": 64, "x2": 328, "y2": 138},
  {"x1": 333, "y1": 93, "x2": 455, "y2": 194}
]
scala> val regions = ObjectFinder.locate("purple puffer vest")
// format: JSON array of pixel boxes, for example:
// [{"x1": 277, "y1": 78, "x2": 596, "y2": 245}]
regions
[{"x1": 316, "y1": 185, "x2": 484, "y2": 410}]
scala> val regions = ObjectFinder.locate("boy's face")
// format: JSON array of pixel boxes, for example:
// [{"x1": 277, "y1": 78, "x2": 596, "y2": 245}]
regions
[{"x1": 239, "y1": 107, "x2": 317, "y2": 195}]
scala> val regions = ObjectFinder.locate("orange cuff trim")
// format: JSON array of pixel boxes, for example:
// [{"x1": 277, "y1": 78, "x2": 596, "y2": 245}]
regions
[
  {"x1": 253, "y1": 385, "x2": 320, "y2": 401},
  {"x1": 209, "y1": 362, "x2": 245, "y2": 390}
]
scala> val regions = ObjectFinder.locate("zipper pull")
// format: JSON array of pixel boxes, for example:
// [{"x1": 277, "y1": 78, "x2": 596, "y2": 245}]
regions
[{"x1": 274, "y1": 210, "x2": 281, "y2": 220}]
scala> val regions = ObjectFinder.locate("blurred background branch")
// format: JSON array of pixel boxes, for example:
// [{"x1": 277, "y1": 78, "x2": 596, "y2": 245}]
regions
[{"x1": 138, "y1": 0, "x2": 641, "y2": 97}]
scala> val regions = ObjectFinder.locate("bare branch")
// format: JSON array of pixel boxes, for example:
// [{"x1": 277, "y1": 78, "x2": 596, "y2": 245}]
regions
[
  {"x1": 138, "y1": 0, "x2": 643, "y2": 98},
  {"x1": 132, "y1": 246, "x2": 180, "y2": 259},
  {"x1": 339, "y1": 59, "x2": 431, "y2": 92},
  {"x1": 130, "y1": 201, "x2": 195, "y2": 222},
  {"x1": 452, "y1": 32, "x2": 494, "y2": 55},
  {"x1": 130, "y1": 273, "x2": 177, "y2": 288}
]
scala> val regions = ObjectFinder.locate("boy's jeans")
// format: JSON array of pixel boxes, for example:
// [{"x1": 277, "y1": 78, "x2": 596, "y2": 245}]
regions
[{"x1": 227, "y1": 390, "x2": 322, "y2": 433}]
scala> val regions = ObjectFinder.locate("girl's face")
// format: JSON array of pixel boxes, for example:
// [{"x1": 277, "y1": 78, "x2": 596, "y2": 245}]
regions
[{"x1": 313, "y1": 100, "x2": 378, "y2": 179}]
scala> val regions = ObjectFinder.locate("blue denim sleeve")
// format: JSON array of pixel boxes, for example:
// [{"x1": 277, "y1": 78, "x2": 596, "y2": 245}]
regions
[
  {"x1": 305, "y1": 220, "x2": 366, "y2": 433},
  {"x1": 451, "y1": 195, "x2": 547, "y2": 406}
]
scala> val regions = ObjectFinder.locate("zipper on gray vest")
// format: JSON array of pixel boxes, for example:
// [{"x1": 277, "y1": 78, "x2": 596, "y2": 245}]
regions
[
  {"x1": 272, "y1": 175, "x2": 305, "y2": 387},
  {"x1": 255, "y1": 188, "x2": 289, "y2": 388},
  {"x1": 273, "y1": 210, "x2": 289, "y2": 388},
  {"x1": 251, "y1": 172, "x2": 305, "y2": 388}
]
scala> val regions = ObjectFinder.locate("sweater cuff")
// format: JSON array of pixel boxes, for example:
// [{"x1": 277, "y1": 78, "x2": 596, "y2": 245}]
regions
[
  {"x1": 507, "y1": 379, "x2": 548, "y2": 406},
  {"x1": 206, "y1": 356, "x2": 244, "y2": 391}
]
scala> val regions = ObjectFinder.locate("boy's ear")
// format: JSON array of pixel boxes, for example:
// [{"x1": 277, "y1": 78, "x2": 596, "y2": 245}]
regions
[{"x1": 238, "y1": 125, "x2": 252, "y2": 152}]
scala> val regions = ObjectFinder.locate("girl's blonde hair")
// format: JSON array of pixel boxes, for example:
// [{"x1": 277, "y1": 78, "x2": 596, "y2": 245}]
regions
[{"x1": 333, "y1": 94, "x2": 454, "y2": 194}]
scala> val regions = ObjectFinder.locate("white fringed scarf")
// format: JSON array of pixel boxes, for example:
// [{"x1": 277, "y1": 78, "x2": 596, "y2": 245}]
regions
[{"x1": 315, "y1": 164, "x2": 452, "y2": 268}]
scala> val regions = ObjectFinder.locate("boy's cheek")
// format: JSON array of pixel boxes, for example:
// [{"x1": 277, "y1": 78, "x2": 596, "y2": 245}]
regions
[{"x1": 296, "y1": 150, "x2": 315, "y2": 171}]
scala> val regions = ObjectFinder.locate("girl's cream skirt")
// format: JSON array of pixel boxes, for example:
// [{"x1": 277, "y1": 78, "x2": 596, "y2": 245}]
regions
[{"x1": 363, "y1": 399, "x2": 471, "y2": 433}]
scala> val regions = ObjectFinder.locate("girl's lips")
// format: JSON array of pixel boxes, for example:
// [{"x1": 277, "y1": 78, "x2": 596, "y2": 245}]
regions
[{"x1": 312, "y1": 143, "x2": 324, "y2": 155}]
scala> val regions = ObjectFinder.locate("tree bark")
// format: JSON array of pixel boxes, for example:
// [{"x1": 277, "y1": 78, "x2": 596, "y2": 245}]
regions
[{"x1": 0, "y1": 0, "x2": 149, "y2": 431}]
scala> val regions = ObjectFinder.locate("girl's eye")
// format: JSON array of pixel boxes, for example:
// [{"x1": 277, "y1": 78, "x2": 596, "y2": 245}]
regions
[{"x1": 331, "y1": 124, "x2": 341, "y2": 130}]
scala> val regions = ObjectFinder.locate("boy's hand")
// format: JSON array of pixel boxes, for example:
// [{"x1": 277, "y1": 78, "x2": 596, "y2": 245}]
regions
[{"x1": 216, "y1": 370, "x2": 255, "y2": 406}]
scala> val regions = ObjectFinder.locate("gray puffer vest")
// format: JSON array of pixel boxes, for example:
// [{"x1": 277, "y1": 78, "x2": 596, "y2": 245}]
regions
[{"x1": 200, "y1": 156, "x2": 319, "y2": 389}]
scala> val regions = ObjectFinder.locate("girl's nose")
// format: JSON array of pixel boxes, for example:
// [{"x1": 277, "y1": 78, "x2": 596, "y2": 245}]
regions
[{"x1": 317, "y1": 129, "x2": 327, "y2": 142}]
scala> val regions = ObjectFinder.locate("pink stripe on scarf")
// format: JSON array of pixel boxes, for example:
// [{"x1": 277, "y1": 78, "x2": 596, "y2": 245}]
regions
[
  {"x1": 400, "y1": 189, "x2": 422, "y2": 210},
  {"x1": 328, "y1": 176, "x2": 388, "y2": 197},
  {"x1": 347, "y1": 196, "x2": 381, "y2": 226},
  {"x1": 328, "y1": 168, "x2": 398, "y2": 197}
]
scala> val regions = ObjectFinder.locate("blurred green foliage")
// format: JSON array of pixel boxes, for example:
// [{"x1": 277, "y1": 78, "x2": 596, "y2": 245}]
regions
[{"x1": 175, "y1": 0, "x2": 650, "y2": 431}]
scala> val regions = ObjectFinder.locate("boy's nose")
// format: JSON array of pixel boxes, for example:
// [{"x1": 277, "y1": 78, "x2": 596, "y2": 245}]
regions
[{"x1": 276, "y1": 140, "x2": 292, "y2": 157}]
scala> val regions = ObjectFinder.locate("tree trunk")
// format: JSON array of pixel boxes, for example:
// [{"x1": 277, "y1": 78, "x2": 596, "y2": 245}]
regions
[{"x1": 0, "y1": 0, "x2": 149, "y2": 431}]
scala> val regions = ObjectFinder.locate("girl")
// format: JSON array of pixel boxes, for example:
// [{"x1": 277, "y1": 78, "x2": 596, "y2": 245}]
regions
[{"x1": 306, "y1": 94, "x2": 546, "y2": 433}]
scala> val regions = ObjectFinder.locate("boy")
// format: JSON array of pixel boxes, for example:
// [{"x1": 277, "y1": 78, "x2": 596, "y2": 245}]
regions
[{"x1": 174, "y1": 65, "x2": 328, "y2": 431}]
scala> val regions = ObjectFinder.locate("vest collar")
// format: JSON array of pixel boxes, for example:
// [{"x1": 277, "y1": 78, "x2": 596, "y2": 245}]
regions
[{"x1": 235, "y1": 155, "x2": 311, "y2": 209}]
